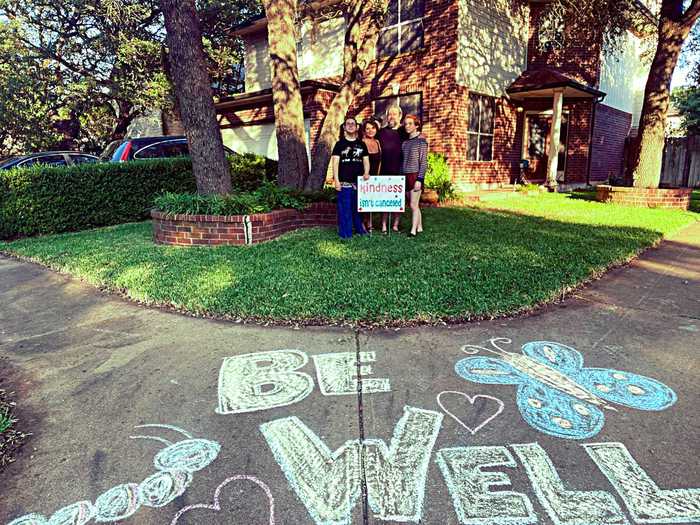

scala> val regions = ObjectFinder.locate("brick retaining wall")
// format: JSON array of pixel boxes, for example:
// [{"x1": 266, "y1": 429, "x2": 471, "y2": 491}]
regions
[
  {"x1": 596, "y1": 185, "x2": 692, "y2": 209},
  {"x1": 152, "y1": 202, "x2": 337, "y2": 246}
]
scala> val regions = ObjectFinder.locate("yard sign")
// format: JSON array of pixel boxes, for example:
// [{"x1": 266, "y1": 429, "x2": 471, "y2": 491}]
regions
[{"x1": 357, "y1": 176, "x2": 405, "y2": 212}]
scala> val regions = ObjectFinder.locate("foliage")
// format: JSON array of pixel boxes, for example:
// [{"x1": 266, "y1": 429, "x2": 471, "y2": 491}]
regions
[
  {"x1": 0, "y1": 0, "x2": 262, "y2": 156},
  {"x1": 1, "y1": 194, "x2": 696, "y2": 324},
  {"x1": 0, "y1": 389, "x2": 28, "y2": 468},
  {"x1": 229, "y1": 153, "x2": 278, "y2": 191},
  {"x1": 0, "y1": 158, "x2": 196, "y2": 238},
  {"x1": 153, "y1": 182, "x2": 313, "y2": 216},
  {"x1": 671, "y1": 86, "x2": 700, "y2": 135},
  {"x1": 424, "y1": 153, "x2": 457, "y2": 202},
  {"x1": 517, "y1": 183, "x2": 543, "y2": 193}
]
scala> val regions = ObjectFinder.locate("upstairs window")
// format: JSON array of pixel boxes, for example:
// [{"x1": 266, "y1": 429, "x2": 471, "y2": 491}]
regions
[
  {"x1": 467, "y1": 94, "x2": 495, "y2": 162},
  {"x1": 376, "y1": 0, "x2": 425, "y2": 58}
]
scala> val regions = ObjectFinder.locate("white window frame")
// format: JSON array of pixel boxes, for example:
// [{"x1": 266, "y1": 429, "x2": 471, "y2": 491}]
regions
[
  {"x1": 466, "y1": 94, "x2": 496, "y2": 162},
  {"x1": 377, "y1": 0, "x2": 425, "y2": 57}
]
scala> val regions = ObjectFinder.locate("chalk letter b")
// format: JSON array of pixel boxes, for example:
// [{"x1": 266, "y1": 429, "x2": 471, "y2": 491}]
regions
[{"x1": 216, "y1": 350, "x2": 314, "y2": 414}]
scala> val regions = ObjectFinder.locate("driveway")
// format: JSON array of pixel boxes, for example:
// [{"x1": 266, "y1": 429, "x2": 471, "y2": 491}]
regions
[{"x1": 1, "y1": 223, "x2": 699, "y2": 525}]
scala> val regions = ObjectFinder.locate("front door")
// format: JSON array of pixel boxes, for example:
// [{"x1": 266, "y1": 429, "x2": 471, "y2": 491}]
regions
[{"x1": 524, "y1": 112, "x2": 569, "y2": 183}]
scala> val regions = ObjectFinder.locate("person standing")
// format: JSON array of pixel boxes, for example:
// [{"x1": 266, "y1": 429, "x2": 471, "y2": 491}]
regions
[
  {"x1": 331, "y1": 116, "x2": 370, "y2": 239},
  {"x1": 377, "y1": 105, "x2": 407, "y2": 233},
  {"x1": 361, "y1": 118, "x2": 382, "y2": 233},
  {"x1": 401, "y1": 114, "x2": 428, "y2": 237}
]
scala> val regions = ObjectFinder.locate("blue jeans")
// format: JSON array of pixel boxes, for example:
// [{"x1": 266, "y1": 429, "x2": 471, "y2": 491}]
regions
[{"x1": 337, "y1": 186, "x2": 366, "y2": 239}]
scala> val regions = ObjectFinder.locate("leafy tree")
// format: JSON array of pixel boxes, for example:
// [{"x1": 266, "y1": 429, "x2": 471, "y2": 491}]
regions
[
  {"x1": 261, "y1": 0, "x2": 309, "y2": 189},
  {"x1": 160, "y1": 0, "x2": 231, "y2": 194},
  {"x1": 671, "y1": 85, "x2": 700, "y2": 134}
]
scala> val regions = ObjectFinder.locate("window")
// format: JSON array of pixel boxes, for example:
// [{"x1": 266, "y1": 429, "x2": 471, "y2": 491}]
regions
[
  {"x1": 20, "y1": 154, "x2": 67, "y2": 167},
  {"x1": 376, "y1": 0, "x2": 424, "y2": 57},
  {"x1": 70, "y1": 154, "x2": 98, "y2": 165},
  {"x1": 373, "y1": 93, "x2": 423, "y2": 124},
  {"x1": 134, "y1": 140, "x2": 189, "y2": 160},
  {"x1": 467, "y1": 94, "x2": 495, "y2": 162}
]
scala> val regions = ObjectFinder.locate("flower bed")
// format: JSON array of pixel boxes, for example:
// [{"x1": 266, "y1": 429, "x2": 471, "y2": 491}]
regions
[
  {"x1": 152, "y1": 202, "x2": 337, "y2": 246},
  {"x1": 596, "y1": 185, "x2": 692, "y2": 209}
]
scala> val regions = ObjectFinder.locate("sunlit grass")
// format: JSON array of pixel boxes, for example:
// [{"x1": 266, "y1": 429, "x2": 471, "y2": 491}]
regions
[{"x1": 1, "y1": 193, "x2": 697, "y2": 324}]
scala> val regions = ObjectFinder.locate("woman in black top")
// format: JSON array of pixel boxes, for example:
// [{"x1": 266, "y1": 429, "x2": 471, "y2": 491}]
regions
[
  {"x1": 361, "y1": 119, "x2": 382, "y2": 233},
  {"x1": 331, "y1": 116, "x2": 370, "y2": 239}
]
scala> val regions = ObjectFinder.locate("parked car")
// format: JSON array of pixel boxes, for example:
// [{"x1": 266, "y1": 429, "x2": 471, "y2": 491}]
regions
[
  {"x1": 100, "y1": 136, "x2": 235, "y2": 162},
  {"x1": 0, "y1": 151, "x2": 99, "y2": 170}
]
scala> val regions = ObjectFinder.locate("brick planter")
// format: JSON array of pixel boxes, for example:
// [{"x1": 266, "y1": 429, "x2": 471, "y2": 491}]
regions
[
  {"x1": 595, "y1": 185, "x2": 692, "y2": 210},
  {"x1": 152, "y1": 202, "x2": 337, "y2": 246}
]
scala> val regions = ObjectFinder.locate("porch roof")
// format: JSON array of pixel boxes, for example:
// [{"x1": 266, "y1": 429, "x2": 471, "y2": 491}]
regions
[
  {"x1": 215, "y1": 78, "x2": 341, "y2": 112},
  {"x1": 507, "y1": 68, "x2": 606, "y2": 101}
]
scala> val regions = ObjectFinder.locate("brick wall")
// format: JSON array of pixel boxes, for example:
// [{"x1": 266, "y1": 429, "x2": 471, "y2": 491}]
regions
[
  {"x1": 596, "y1": 185, "x2": 692, "y2": 209},
  {"x1": 152, "y1": 202, "x2": 337, "y2": 246},
  {"x1": 589, "y1": 104, "x2": 632, "y2": 182}
]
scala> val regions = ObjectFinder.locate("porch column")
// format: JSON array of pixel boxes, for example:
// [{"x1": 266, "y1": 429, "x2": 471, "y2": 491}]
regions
[{"x1": 546, "y1": 89, "x2": 564, "y2": 190}]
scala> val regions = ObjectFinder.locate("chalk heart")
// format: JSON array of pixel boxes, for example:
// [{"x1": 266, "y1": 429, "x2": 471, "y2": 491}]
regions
[
  {"x1": 437, "y1": 391, "x2": 505, "y2": 435},
  {"x1": 169, "y1": 475, "x2": 275, "y2": 525}
]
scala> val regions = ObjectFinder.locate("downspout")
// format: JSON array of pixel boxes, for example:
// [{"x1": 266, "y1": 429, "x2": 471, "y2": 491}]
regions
[{"x1": 586, "y1": 93, "x2": 606, "y2": 186}]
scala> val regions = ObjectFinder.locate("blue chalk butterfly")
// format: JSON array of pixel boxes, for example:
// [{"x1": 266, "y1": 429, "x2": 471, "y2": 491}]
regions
[{"x1": 454, "y1": 338, "x2": 677, "y2": 440}]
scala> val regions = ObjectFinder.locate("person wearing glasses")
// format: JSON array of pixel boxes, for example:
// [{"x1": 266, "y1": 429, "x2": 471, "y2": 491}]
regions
[{"x1": 331, "y1": 116, "x2": 370, "y2": 239}]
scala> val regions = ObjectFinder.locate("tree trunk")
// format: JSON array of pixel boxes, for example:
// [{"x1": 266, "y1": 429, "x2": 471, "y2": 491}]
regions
[
  {"x1": 110, "y1": 100, "x2": 135, "y2": 142},
  {"x1": 160, "y1": 0, "x2": 231, "y2": 195},
  {"x1": 628, "y1": 0, "x2": 699, "y2": 188},
  {"x1": 262, "y1": 0, "x2": 309, "y2": 189},
  {"x1": 160, "y1": 46, "x2": 186, "y2": 136},
  {"x1": 304, "y1": 0, "x2": 387, "y2": 191}
]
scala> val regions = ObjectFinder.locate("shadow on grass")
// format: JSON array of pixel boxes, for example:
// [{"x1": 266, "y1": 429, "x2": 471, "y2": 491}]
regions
[{"x1": 1, "y1": 204, "x2": 696, "y2": 323}]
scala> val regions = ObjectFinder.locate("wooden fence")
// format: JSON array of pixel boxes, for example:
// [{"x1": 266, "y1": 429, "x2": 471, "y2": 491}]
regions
[{"x1": 661, "y1": 136, "x2": 700, "y2": 188}]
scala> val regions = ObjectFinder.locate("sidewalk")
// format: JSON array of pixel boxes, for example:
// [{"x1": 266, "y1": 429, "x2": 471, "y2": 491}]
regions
[{"x1": 1, "y1": 221, "x2": 698, "y2": 525}]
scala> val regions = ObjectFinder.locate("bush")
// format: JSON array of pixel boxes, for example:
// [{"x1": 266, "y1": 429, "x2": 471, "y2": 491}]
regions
[
  {"x1": 229, "y1": 153, "x2": 278, "y2": 191},
  {"x1": 424, "y1": 153, "x2": 457, "y2": 202},
  {"x1": 0, "y1": 158, "x2": 196, "y2": 239},
  {"x1": 0, "y1": 153, "x2": 277, "y2": 239},
  {"x1": 153, "y1": 182, "x2": 319, "y2": 216}
]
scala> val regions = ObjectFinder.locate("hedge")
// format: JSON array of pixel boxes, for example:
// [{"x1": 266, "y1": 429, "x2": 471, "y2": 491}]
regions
[{"x1": 0, "y1": 154, "x2": 278, "y2": 239}]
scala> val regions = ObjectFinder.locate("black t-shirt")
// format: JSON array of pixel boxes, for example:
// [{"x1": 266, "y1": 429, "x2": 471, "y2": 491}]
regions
[
  {"x1": 378, "y1": 127, "x2": 407, "y2": 175},
  {"x1": 332, "y1": 137, "x2": 369, "y2": 183}
]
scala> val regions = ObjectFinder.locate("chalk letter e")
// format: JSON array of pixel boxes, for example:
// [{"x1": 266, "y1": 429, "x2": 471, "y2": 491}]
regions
[{"x1": 216, "y1": 349, "x2": 314, "y2": 414}]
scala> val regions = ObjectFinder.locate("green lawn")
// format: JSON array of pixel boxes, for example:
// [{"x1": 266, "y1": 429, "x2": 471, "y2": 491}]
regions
[{"x1": 1, "y1": 193, "x2": 697, "y2": 324}]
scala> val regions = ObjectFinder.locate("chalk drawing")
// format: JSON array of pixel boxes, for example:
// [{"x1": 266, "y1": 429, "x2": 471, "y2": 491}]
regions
[
  {"x1": 260, "y1": 406, "x2": 442, "y2": 525},
  {"x1": 7, "y1": 515, "x2": 47, "y2": 525},
  {"x1": 260, "y1": 416, "x2": 362, "y2": 525},
  {"x1": 5, "y1": 425, "x2": 219, "y2": 525},
  {"x1": 511, "y1": 442, "x2": 628, "y2": 525},
  {"x1": 47, "y1": 502, "x2": 95, "y2": 525},
  {"x1": 217, "y1": 349, "x2": 314, "y2": 414},
  {"x1": 585, "y1": 442, "x2": 700, "y2": 523},
  {"x1": 169, "y1": 475, "x2": 275, "y2": 525},
  {"x1": 312, "y1": 351, "x2": 391, "y2": 396},
  {"x1": 93, "y1": 484, "x2": 140, "y2": 522},
  {"x1": 363, "y1": 407, "x2": 443, "y2": 521},
  {"x1": 436, "y1": 391, "x2": 504, "y2": 435},
  {"x1": 436, "y1": 446, "x2": 537, "y2": 525},
  {"x1": 455, "y1": 338, "x2": 677, "y2": 439}
]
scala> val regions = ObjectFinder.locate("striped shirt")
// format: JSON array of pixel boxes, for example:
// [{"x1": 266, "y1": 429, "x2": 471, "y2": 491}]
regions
[{"x1": 401, "y1": 135, "x2": 429, "y2": 181}]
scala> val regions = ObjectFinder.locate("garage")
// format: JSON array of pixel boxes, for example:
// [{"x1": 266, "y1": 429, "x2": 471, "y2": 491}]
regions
[{"x1": 221, "y1": 120, "x2": 311, "y2": 161}]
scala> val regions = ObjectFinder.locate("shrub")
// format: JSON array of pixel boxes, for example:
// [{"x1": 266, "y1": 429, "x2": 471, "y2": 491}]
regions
[
  {"x1": 424, "y1": 153, "x2": 457, "y2": 202},
  {"x1": 0, "y1": 158, "x2": 196, "y2": 239},
  {"x1": 0, "y1": 153, "x2": 277, "y2": 239},
  {"x1": 153, "y1": 182, "x2": 317, "y2": 216},
  {"x1": 229, "y1": 153, "x2": 278, "y2": 191}
]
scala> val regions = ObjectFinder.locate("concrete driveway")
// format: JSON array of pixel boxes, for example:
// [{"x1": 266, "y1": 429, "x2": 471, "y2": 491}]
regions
[{"x1": 1, "y1": 223, "x2": 699, "y2": 525}]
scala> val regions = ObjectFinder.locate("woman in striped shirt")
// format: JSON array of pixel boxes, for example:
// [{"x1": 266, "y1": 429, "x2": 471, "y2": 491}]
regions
[{"x1": 401, "y1": 114, "x2": 428, "y2": 237}]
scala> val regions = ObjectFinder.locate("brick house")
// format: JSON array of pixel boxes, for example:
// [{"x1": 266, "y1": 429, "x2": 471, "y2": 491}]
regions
[{"x1": 215, "y1": 0, "x2": 655, "y2": 191}]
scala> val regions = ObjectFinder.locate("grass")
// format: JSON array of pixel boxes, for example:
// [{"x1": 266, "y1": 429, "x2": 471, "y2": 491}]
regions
[
  {"x1": 0, "y1": 193, "x2": 697, "y2": 325},
  {"x1": 0, "y1": 390, "x2": 28, "y2": 468}
]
